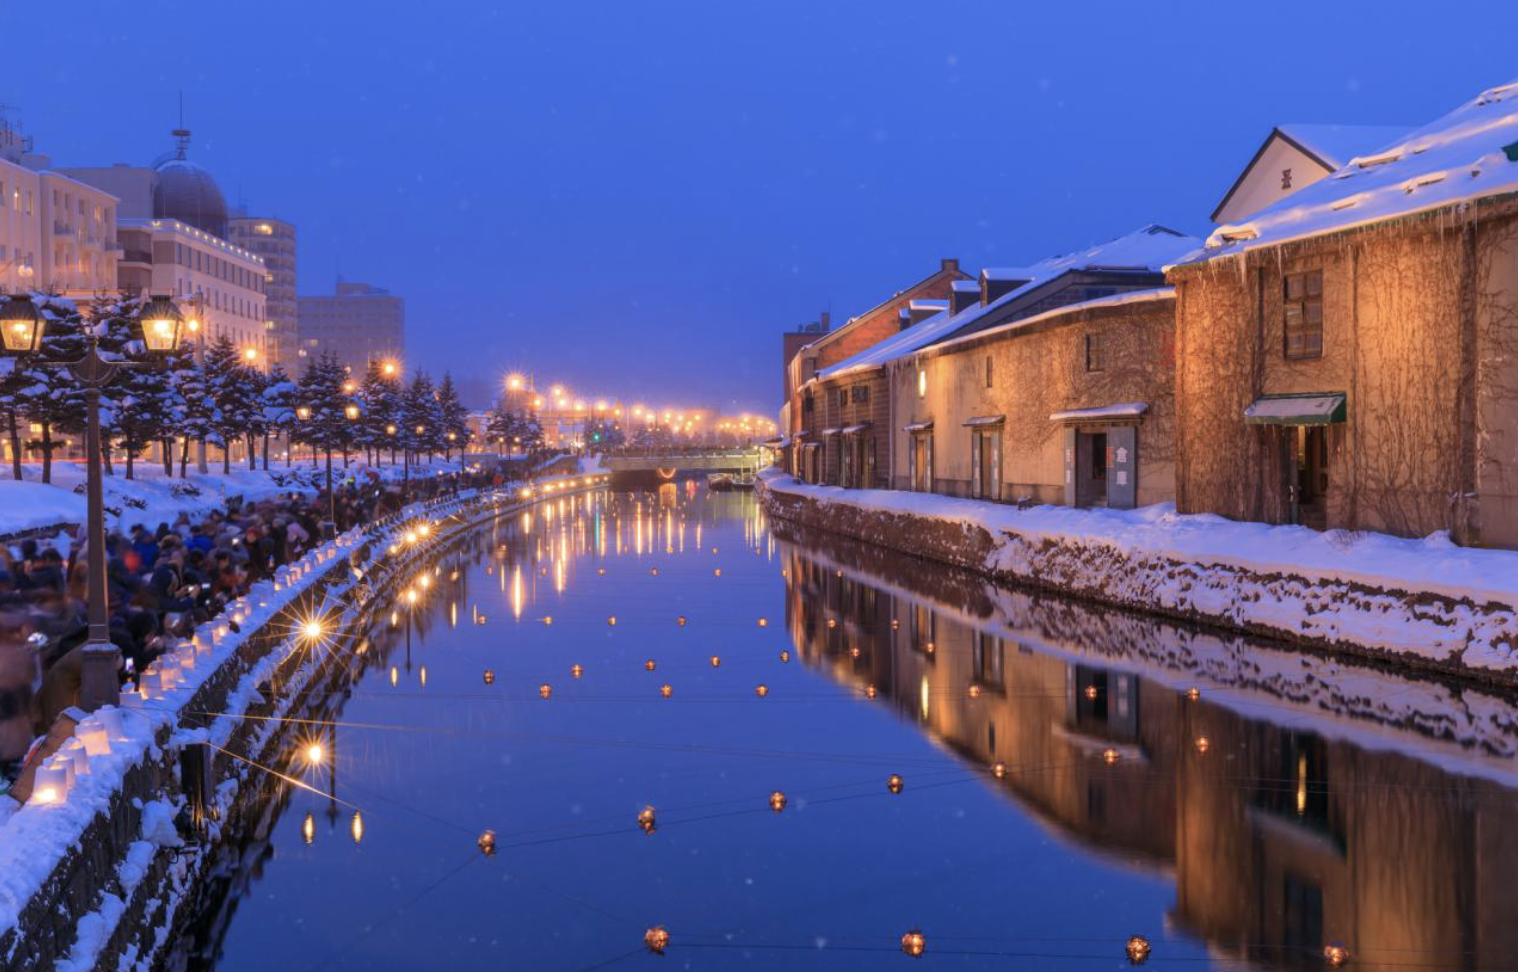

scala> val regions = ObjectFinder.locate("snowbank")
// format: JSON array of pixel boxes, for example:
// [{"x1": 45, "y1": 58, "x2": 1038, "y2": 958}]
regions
[{"x1": 758, "y1": 469, "x2": 1518, "y2": 679}]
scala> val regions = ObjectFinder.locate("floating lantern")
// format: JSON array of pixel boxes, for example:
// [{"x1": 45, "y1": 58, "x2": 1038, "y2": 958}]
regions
[
  {"x1": 607, "y1": 616, "x2": 617, "y2": 626},
  {"x1": 1324, "y1": 944, "x2": 1349, "y2": 968},
  {"x1": 483, "y1": 669, "x2": 495, "y2": 685},
  {"x1": 677, "y1": 616, "x2": 687, "y2": 627},
  {"x1": 901, "y1": 930, "x2": 926, "y2": 958},
  {"x1": 638, "y1": 805, "x2": 657, "y2": 834},
  {"x1": 865, "y1": 685, "x2": 878, "y2": 700},
  {"x1": 543, "y1": 616, "x2": 554, "y2": 626},
  {"x1": 710, "y1": 655, "x2": 721, "y2": 668},
  {"x1": 539, "y1": 683, "x2": 552, "y2": 699},
  {"x1": 1195, "y1": 736, "x2": 1211, "y2": 754},
  {"x1": 755, "y1": 684, "x2": 768, "y2": 697},
  {"x1": 992, "y1": 762, "x2": 1007, "y2": 779},
  {"x1": 478, "y1": 829, "x2": 497, "y2": 856},
  {"x1": 645, "y1": 659, "x2": 657, "y2": 672},
  {"x1": 1103, "y1": 748, "x2": 1120, "y2": 765},
  {"x1": 302, "y1": 812, "x2": 315, "y2": 844},
  {"x1": 660, "y1": 684, "x2": 673, "y2": 698},
  {"x1": 1127, "y1": 936, "x2": 1151, "y2": 965},
  {"x1": 769, "y1": 791, "x2": 787, "y2": 812},
  {"x1": 757, "y1": 617, "x2": 768, "y2": 627},
  {"x1": 1187, "y1": 687, "x2": 1201, "y2": 701},
  {"x1": 571, "y1": 664, "x2": 584, "y2": 679},
  {"x1": 968, "y1": 685, "x2": 982, "y2": 699},
  {"x1": 887, "y1": 774, "x2": 904, "y2": 795},
  {"x1": 1085, "y1": 685, "x2": 1099, "y2": 701},
  {"x1": 644, "y1": 926, "x2": 670, "y2": 955},
  {"x1": 779, "y1": 650, "x2": 790, "y2": 663},
  {"x1": 713, "y1": 569, "x2": 721, "y2": 577}
]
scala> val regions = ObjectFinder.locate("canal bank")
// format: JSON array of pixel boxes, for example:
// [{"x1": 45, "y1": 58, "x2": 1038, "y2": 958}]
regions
[
  {"x1": 0, "y1": 474, "x2": 609, "y2": 972},
  {"x1": 756, "y1": 469, "x2": 1518, "y2": 686}
]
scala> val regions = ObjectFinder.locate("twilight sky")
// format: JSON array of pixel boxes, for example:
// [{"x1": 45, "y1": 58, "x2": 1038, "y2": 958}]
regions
[{"x1": 5, "y1": 1, "x2": 1517, "y2": 411}]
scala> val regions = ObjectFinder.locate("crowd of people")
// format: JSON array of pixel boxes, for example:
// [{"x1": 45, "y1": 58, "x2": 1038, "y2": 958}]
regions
[{"x1": 0, "y1": 464, "x2": 510, "y2": 773}]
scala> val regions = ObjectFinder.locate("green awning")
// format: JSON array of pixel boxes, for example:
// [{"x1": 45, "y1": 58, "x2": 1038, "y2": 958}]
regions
[{"x1": 1244, "y1": 392, "x2": 1347, "y2": 425}]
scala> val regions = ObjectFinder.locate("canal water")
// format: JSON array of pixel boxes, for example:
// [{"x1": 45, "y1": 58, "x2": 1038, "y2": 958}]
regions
[{"x1": 183, "y1": 484, "x2": 1518, "y2": 972}]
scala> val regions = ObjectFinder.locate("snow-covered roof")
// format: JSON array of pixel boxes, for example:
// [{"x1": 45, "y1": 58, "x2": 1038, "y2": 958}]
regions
[
  {"x1": 950, "y1": 280, "x2": 980, "y2": 293},
  {"x1": 1276, "y1": 124, "x2": 1412, "y2": 169},
  {"x1": 927, "y1": 287, "x2": 1176, "y2": 357},
  {"x1": 817, "y1": 227, "x2": 1195, "y2": 382},
  {"x1": 1191, "y1": 78, "x2": 1518, "y2": 263}
]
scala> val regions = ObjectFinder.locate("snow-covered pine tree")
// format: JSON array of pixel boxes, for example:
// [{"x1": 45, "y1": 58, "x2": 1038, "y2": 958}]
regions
[
  {"x1": 201, "y1": 335, "x2": 248, "y2": 473},
  {"x1": 401, "y1": 370, "x2": 437, "y2": 466},
  {"x1": 241, "y1": 362, "x2": 269, "y2": 471},
  {"x1": 171, "y1": 342, "x2": 214, "y2": 478},
  {"x1": 485, "y1": 404, "x2": 518, "y2": 455},
  {"x1": 297, "y1": 351, "x2": 350, "y2": 488},
  {"x1": 11, "y1": 296, "x2": 89, "y2": 484},
  {"x1": 96, "y1": 296, "x2": 177, "y2": 480},
  {"x1": 436, "y1": 372, "x2": 470, "y2": 461},
  {"x1": 261, "y1": 362, "x2": 298, "y2": 469}
]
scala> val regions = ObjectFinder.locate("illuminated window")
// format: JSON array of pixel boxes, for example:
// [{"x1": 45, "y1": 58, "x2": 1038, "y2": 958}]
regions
[{"x1": 917, "y1": 369, "x2": 926, "y2": 399}]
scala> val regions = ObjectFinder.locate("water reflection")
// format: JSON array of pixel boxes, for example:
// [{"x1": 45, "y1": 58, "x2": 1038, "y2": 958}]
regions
[{"x1": 777, "y1": 520, "x2": 1518, "y2": 972}]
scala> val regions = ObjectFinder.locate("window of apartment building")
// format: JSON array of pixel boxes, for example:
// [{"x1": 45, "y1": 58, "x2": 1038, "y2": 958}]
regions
[
  {"x1": 985, "y1": 356, "x2": 993, "y2": 388},
  {"x1": 1085, "y1": 332, "x2": 1108, "y2": 372},
  {"x1": 0, "y1": 180, "x2": 6, "y2": 207},
  {"x1": 802, "y1": 391, "x2": 814, "y2": 414},
  {"x1": 1284, "y1": 270, "x2": 1324, "y2": 358},
  {"x1": 851, "y1": 385, "x2": 869, "y2": 404}
]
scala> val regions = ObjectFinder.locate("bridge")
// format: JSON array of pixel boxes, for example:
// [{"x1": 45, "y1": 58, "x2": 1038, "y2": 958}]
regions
[{"x1": 602, "y1": 448, "x2": 765, "y2": 488}]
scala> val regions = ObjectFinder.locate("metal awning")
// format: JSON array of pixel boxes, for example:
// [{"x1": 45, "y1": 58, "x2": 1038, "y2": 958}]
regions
[
  {"x1": 1244, "y1": 393, "x2": 1347, "y2": 425},
  {"x1": 1050, "y1": 402, "x2": 1149, "y2": 424},
  {"x1": 803, "y1": 441, "x2": 822, "y2": 451},
  {"x1": 763, "y1": 436, "x2": 791, "y2": 448},
  {"x1": 963, "y1": 414, "x2": 1005, "y2": 427},
  {"x1": 841, "y1": 423, "x2": 871, "y2": 434},
  {"x1": 903, "y1": 421, "x2": 933, "y2": 433},
  {"x1": 820, "y1": 427, "x2": 843, "y2": 436}
]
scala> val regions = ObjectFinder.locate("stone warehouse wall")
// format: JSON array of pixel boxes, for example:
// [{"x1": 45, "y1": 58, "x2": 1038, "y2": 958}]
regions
[{"x1": 759, "y1": 477, "x2": 1518, "y2": 686}]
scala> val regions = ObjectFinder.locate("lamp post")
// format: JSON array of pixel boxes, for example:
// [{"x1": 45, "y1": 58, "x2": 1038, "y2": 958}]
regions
[{"x1": 1, "y1": 293, "x2": 182, "y2": 710}]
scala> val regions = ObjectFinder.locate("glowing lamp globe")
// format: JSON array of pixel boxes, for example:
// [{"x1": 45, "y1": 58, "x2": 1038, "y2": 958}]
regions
[
  {"x1": 345, "y1": 404, "x2": 360, "y2": 421},
  {"x1": 296, "y1": 406, "x2": 312, "y2": 421},
  {"x1": 0, "y1": 295, "x2": 44, "y2": 354},
  {"x1": 138, "y1": 295, "x2": 183, "y2": 352}
]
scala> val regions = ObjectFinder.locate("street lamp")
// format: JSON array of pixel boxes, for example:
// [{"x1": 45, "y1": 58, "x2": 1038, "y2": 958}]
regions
[{"x1": 1, "y1": 293, "x2": 182, "y2": 710}]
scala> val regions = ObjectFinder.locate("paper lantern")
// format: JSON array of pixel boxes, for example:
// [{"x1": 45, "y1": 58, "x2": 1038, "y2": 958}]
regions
[
  {"x1": 755, "y1": 684, "x2": 768, "y2": 698},
  {"x1": 924, "y1": 642, "x2": 936, "y2": 655},
  {"x1": 1324, "y1": 944, "x2": 1349, "y2": 967},
  {"x1": 827, "y1": 619, "x2": 836, "y2": 629},
  {"x1": 571, "y1": 664, "x2": 584, "y2": 679},
  {"x1": 865, "y1": 685, "x2": 878, "y2": 700},
  {"x1": 478, "y1": 829, "x2": 497, "y2": 856},
  {"x1": 303, "y1": 812, "x2": 315, "y2": 845},
  {"x1": 543, "y1": 616, "x2": 554, "y2": 626},
  {"x1": 1085, "y1": 685, "x2": 1099, "y2": 701},
  {"x1": 887, "y1": 774, "x2": 904, "y2": 795},
  {"x1": 710, "y1": 655, "x2": 721, "y2": 668},
  {"x1": 1194, "y1": 736, "x2": 1210, "y2": 754},
  {"x1": 483, "y1": 670, "x2": 495, "y2": 685},
  {"x1": 890, "y1": 619, "x2": 899, "y2": 630},
  {"x1": 30, "y1": 765, "x2": 67, "y2": 805},
  {"x1": 992, "y1": 762, "x2": 1007, "y2": 779},
  {"x1": 1186, "y1": 687, "x2": 1201, "y2": 701},
  {"x1": 849, "y1": 647, "x2": 861, "y2": 659},
  {"x1": 901, "y1": 930, "x2": 926, "y2": 958},
  {"x1": 757, "y1": 618, "x2": 768, "y2": 628},
  {"x1": 539, "y1": 684, "x2": 552, "y2": 700},
  {"x1": 1126, "y1": 936, "x2": 1151, "y2": 965},
  {"x1": 713, "y1": 569, "x2": 721, "y2": 577},
  {"x1": 607, "y1": 616, "x2": 617, "y2": 626},
  {"x1": 968, "y1": 685, "x2": 982, "y2": 699},
  {"x1": 638, "y1": 806, "x2": 657, "y2": 834},
  {"x1": 677, "y1": 616, "x2": 687, "y2": 627},
  {"x1": 1103, "y1": 748, "x2": 1120, "y2": 765},
  {"x1": 645, "y1": 659, "x2": 657, "y2": 672},
  {"x1": 649, "y1": 568, "x2": 659, "y2": 576},
  {"x1": 644, "y1": 926, "x2": 670, "y2": 955},
  {"x1": 660, "y1": 684, "x2": 673, "y2": 698},
  {"x1": 769, "y1": 790, "x2": 787, "y2": 812},
  {"x1": 779, "y1": 651, "x2": 790, "y2": 663}
]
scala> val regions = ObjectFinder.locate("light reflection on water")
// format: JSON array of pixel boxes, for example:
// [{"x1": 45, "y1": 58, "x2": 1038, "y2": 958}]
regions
[{"x1": 184, "y1": 485, "x2": 1518, "y2": 972}]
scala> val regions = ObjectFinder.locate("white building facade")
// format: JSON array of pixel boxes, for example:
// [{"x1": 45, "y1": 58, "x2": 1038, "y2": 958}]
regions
[{"x1": 0, "y1": 120, "x2": 121, "y2": 295}]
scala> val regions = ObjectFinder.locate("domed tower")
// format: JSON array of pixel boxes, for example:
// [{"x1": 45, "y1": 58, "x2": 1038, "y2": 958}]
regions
[{"x1": 152, "y1": 127, "x2": 229, "y2": 239}]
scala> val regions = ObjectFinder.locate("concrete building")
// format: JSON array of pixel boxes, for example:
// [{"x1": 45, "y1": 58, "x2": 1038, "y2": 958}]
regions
[
  {"x1": 63, "y1": 129, "x2": 268, "y2": 360},
  {"x1": 0, "y1": 118, "x2": 121, "y2": 295},
  {"x1": 229, "y1": 215, "x2": 297, "y2": 371},
  {"x1": 1173, "y1": 78, "x2": 1518, "y2": 546},
  {"x1": 296, "y1": 281, "x2": 405, "y2": 375}
]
